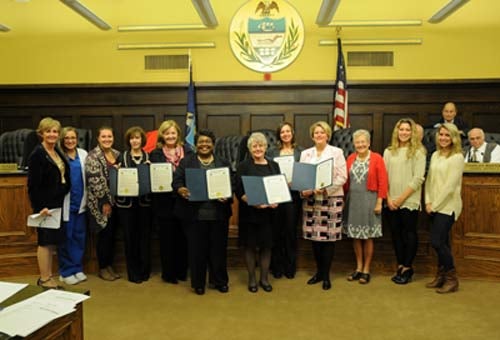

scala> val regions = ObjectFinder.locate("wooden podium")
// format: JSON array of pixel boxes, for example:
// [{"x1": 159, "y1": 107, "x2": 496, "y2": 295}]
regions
[{"x1": 453, "y1": 164, "x2": 500, "y2": 280}]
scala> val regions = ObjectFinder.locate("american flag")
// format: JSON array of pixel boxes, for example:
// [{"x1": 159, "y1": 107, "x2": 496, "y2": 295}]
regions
[
  {"x1": 333, "y1": 38, "x2": 348, "y2": 130},
  {"x1": 185, "y1": 64, "x2": 197, "y2": 151}
]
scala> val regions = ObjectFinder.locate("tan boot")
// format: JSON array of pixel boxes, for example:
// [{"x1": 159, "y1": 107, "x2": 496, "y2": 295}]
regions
[
  {"x1": 99, "y1": 268, "x2": 116, "y2": 281},
  {"x1": 425, "y1": 266, "x2": 445, "y2": 288},
  {"x1": 107, "y1": 266, "x2": 121, "y2": 279},
  {"x1": 436, "y1": 269, "x2": 459, "y2": 294}
]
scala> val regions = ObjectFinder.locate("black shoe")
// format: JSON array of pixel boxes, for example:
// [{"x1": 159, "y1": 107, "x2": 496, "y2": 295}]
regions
[
  {"x1": 177, "y1": 276, "x2": 188, "y2": 282},
  {"x1": 248, "y1": 285, "x2": 258, "y2": 293},
  {"x1": 307, "y1": 275, "x2": 322, "y2": 285},
  {"x1": 322, "y1": 280, "x2": 332, "y2": 290},
  {"x1": 359, "y1": 272, "x2": 371, "y2": 284},
  {"x1": 259, "y1": 281, "x2": 273, "y2": 292},
  {"x1": 272, "y1": 271, "x2": 283, "y2": 279},
  {"x1": 394, "y1": 268, "x2": 414, "y2": 285},
  {"x1": 216, "y1": 285, "x2": 229, "y2": 293},
  {"x1": 163, "y1": 277, "x2": 178, "y2": 284},
  {"x1": 284, "y1": 272, "x2": 295, "y2": 279},
  {"x1": 129, "y1": 278, "x2": 143, "y2": 284},
  {"x1": 391, "y1": 267, "x2": 403, "y2": 283},
  {"x1": 347, "y1": 271, "x2": 362, "y2": 281},
  {"x1": 194, "y1": 287, "x2": 205, "y2": 295}
]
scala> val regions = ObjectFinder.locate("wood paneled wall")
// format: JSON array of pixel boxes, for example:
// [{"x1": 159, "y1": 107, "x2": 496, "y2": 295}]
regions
[
  {"x1": 1, "y1": 81, "x2": 499, "y2": 280},
  {"x1": 1, "y1": 81, "x2": 500, "y2": 152}
]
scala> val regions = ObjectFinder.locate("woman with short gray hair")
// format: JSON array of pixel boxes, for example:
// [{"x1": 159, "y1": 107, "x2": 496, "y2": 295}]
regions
[{"x1": 236, "y1": 132, "x2": 280, "y2": 293}]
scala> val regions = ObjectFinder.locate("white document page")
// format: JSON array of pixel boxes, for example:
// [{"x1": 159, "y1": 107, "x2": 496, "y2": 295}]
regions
[
  {"x1": 274, "y1": 155, "x2": 294, "y2": 182},
  {"x1": 206, "y1": 167, "x2": 232, "y2": 200},
  {"x1": 315, "y1": 158, "x2": 333, "y2": 189},
  {"x1": 150, "y1": 163, "x2": 173, "y2": 193},
  {"x1": 0, "y1": 281, "x2": 28, "y2": 303},
  {"x1": 117, "y1": 168, "x2": 139, "y2": 196},
  {"x1": 27, "y1": 208, "x2": 62, "y2": 229},
  {"x1": 264, "y1": 174, "x2": 291, "y2": 204}
]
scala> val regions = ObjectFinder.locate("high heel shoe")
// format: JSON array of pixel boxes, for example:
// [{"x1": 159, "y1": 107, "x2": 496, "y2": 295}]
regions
[
  {"x1": 347, "y1": 271, "x2": 362, "y2": 281},
  {"x1": 37, "y1": 277, "x2": 64, "y2": 290},
  {"x1": 259, "y1": 281, "x2": 273, "y2": 292},
  {"x1": 394, "y1": 268, "x2": 414, "y2": 285},
  {"x1": 307, "y1": 275, "x2": 322, "y2": 285}
]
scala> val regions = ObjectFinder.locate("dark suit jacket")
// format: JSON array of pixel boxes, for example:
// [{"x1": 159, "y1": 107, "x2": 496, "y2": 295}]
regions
[
  {"x1": 172, "y1": 153, "x2": 234, "y2": 223},
  {"x1": 432, "y1": 116, "x2": 469, "y2": 136},
  {"x1": 27, "y1": 145, "x2": 70, "y2": 212}
]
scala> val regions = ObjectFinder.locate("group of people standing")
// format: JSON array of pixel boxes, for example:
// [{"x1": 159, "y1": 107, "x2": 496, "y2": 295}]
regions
[{"x1": 27, "y1": 109, "x2": 466, "y2": 295}]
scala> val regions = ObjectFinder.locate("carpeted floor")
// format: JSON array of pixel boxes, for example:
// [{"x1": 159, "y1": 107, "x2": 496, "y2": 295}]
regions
[{"x1": 7, "y1": 270, "x2": 500, "y2": 340}]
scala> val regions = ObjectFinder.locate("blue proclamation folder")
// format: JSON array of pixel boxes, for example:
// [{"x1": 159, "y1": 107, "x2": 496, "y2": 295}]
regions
[
  {"x1": 110, "y1": 165, "x2": 151, "y2": 196},
  {"x1": 290, "y1": 158, "x2": 333, "y2": 191},
  {"x1": 242, "y1": 174, "x2": 291, "y2": 206},
  {"x1": 186, "y1": 168, "x2": 209, "y2": 201}
]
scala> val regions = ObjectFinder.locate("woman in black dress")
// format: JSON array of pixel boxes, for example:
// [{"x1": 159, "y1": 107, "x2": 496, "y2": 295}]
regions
[
  {"x1": 236, "y1": 132, "x2": 280, "y2": 293},
  {"x1": 27, "y1": 117, "x2": 70, "y2": 289}
]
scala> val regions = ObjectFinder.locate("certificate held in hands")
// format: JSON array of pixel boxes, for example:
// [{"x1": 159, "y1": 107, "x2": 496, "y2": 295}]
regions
[
  {"x1": 186, "y1": 167, "x2": 232, "y2": 201},
  {"x1": 110, "y1": 166, "x2": 151, "y2": 197},
  {"x1": 291, "y1": 158, "x2": 333, "y2": 191},
  {"x1": 242, "y1": 174, "x2": 292, "y2": 206}
]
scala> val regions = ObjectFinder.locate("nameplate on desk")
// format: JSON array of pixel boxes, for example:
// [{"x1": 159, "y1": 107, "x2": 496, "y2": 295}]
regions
[
  {"x1": 464, "y1": 163, "x2": 500, "y2": 173},
  {"x1": 0, "y1": 163, "x2": 18, "y2": 172}
]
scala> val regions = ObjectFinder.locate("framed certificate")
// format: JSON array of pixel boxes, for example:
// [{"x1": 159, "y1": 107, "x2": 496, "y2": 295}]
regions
[
  {"x1": 291, "y1": 158, "x2": 334, "y2": 191},
  {"x1": 242, "y1": 174, "x2": 292, "y2": 205}
]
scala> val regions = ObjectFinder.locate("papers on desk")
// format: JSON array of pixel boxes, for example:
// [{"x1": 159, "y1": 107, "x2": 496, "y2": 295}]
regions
[
  {"x1": 27, "y1": 208, "x2": 61, "y2": 229},
  {"x1": 0, "y1": 289, "x2": 90, "y2": 337},
  {"x1": 242, "y1": 174, "x2": 291, "y2": 205},
  {"x1": 186, "y1": 167, "x2": 232, "y2": 201},
  {"x1": 291, "y1": 158, "x2": 333, "y2": 191},
  {"x1": 0, "y1": 282, "x2": 28, "y2": 303}
]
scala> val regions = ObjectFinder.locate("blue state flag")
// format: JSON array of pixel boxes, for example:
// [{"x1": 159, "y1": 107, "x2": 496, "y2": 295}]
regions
[{"x1": 185, "y1": 69, "x2": 196, "y2": 151}]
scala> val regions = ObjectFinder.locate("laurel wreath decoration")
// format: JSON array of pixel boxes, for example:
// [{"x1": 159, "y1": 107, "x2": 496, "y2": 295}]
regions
[
  {"x1": 234, "y1": 31, "x2": 260, "y2": 63},
  {"x1": 273, "y1": 19, "x2": 299, "y2": 65}
]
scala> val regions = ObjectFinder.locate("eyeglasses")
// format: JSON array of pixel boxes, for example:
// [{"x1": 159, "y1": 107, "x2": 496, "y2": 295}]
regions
[{"x1": 64, "y1": 136, "x2": 77, "y2": 140}]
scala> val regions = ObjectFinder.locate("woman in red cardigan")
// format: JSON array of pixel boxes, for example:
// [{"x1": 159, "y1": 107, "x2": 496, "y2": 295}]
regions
[{"x1": 343, "y1": 129, "x2": 388, "y2": 284}]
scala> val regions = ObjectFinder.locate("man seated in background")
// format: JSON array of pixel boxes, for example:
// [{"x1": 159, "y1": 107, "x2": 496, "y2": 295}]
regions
[
  {"x1": 433, "y1": 102, "x2": 468, "y2": 137},
  {"x1": 465, "y1": 128, "x2": 500, "y2": 163}
]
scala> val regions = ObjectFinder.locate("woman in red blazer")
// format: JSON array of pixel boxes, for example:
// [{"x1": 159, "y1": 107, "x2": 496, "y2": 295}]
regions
[{"x1": 343, "y1": 129, "x2": 388, "y2": 284}]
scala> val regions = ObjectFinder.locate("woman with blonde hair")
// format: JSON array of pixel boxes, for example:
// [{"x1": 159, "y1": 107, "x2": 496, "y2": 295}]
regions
[
  {"x1": 150, "y1": 120, "x2": 191, "y2": 284},
  {"x1": 384, "y1": 119, "x2": 426, "y2": 284},
  {"x1": 425, "y1": 123, "x2": 464, "y2": 293},
  {"x1": 28, "y1": 117, "x2": 70, "y2": 289},
  {"x1": 300, "y1": 121, "x2": 347, "y2": 290}
]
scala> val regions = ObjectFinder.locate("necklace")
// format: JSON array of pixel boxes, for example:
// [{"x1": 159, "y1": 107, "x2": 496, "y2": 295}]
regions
[{"x1": 198, "y1": 155, "x2": 213, "y2": 166}]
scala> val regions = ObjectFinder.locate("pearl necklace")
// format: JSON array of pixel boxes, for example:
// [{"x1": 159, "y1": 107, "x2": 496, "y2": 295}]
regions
[{"x1": 198, "y1": 155, "x2": 214, "y2": 166}]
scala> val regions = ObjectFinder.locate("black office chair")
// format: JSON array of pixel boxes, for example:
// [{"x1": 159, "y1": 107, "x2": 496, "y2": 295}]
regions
[{"x1": 330, "y1": 128, "x2": 355, "y2": 159}]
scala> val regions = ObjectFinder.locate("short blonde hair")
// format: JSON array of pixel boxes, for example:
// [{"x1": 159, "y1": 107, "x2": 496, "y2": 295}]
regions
[
  {"x1": 247, "y1": 132, "x2": 268, "y2": 150},
  {"x1": 436, "y1": 123, "x2": 462, "y2": 157},
  {"x1": 37, "y1": 117, "x2": 61, "y2": 138},
  {"x1": 157, "y1": 120, "x2": 182, "y2": 148},
  {"x1": 353, "y1": 129, "x2": 371, "y2": 143},
  {"x1": 309, "y1": 121, "x2": 332, "y2": 141}
]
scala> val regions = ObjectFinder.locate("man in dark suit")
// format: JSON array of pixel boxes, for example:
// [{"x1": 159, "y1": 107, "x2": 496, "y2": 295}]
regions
[{"x1": 433, "y1": 102, "x2": 468, "y2": 137}]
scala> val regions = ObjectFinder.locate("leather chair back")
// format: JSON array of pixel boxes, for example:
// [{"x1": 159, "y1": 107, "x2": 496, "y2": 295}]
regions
[
  {"x1": 0, "y1": 129, "x2": 36, "y2": 167},
  {"x1": 214, "y1": 135, "x2": 247, "y2": 172},
  {"x1": 330, "y1": 128, "x2": 355, "y2": 159}
]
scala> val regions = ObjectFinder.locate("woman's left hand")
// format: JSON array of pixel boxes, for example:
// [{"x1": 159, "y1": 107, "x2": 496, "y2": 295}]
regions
[
  {"x1": 177, "y1": 187, "x2": 190, "y2": 200},
  {"x1": 374, "y1": 201, "x2": 382, "y2": 215}
]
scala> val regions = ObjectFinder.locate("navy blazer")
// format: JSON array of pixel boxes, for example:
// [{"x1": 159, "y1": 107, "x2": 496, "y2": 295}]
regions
[{"x1": 172, "y1": 153, "x2": 234, "y2": 223}]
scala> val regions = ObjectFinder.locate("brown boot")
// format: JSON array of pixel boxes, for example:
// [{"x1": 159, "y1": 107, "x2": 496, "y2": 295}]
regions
[
  {"x1": 436, "y1": 269, "x2": 459, "y2": 294},
  {"x1": 99, "y1": 268, "x2": 116, "y2": 281},
  {"x1": 107, "y1": 266, "x2": 121, "y2": 279},
  {"x1": 425, "y1": 266, "x2": 445, "y2": 288}
]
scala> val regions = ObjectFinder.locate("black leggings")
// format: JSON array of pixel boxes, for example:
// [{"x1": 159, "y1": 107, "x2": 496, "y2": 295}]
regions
[
  {"x1": 429, "y1": 212, "x2": 455, "y2": 271},
  {"x1": 388, "y1": 208, "x2": 419, "y2": 268},
  {"x1": 312, "y1": 242, "x2": 335, "y2": 280}
]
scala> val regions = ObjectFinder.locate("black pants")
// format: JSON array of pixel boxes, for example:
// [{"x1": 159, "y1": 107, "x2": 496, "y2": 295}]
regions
[
  {"x1": 271, "y1": 195, "x2": 301, "y2": 276},
  {"x1": 157, "y1": 214, "x2": 188, "y2": 281},
  {"x1": 312, "y1": 242, "x2": 335, "y2": 280},
  {"x1": 184, "y1": 220, "x2": 229, "y2": 289},
  {"x1": 117, "y1": 204, "x2": 152, "y2": 282},
  {"x1": 430, "y1": 212, "x2": 455, "y2": 271},
  {"x1": 388, "y1": 208, "x2": 419, "y2": 268},
  {"x1": 96, "y1": 214, "x2": 116, "y2": 269}
]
